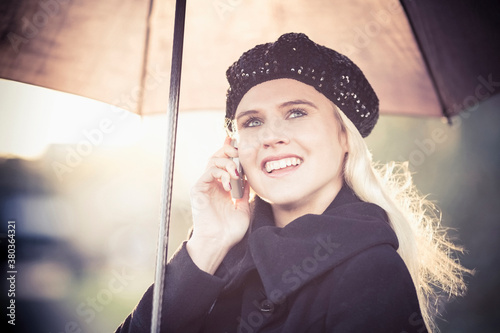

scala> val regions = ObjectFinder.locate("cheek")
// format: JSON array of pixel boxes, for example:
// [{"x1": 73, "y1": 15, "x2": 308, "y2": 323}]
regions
[
  {"x1": 307, "y1": 127, "x2": 346, "y2": 159},
  {"x1": 237, "y1": 137, "x2": 259, "y2": 173},
  {"x1": 237, "y1": 127, "x2": 261, "y2": 149}
]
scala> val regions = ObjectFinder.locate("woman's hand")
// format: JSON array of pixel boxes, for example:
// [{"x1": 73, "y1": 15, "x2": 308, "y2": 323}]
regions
[{"x1": 186, "y1": 137, "x2": 250, "y2": 274}]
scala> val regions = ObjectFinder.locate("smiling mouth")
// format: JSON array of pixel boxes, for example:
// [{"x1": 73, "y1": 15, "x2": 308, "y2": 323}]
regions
[{"x1": 265, "y1": 157, "x2": 302, "y2": 173}]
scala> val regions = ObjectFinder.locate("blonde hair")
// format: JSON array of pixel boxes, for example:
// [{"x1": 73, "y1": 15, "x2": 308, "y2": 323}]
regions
[{"x1": 336, "y1": 109, "x2": 471, "y2": 332}]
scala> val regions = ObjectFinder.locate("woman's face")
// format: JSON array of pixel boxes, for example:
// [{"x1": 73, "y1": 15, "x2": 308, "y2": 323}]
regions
[{"x1": 235, "y1": 78, "x2": 348, "y2": 210}]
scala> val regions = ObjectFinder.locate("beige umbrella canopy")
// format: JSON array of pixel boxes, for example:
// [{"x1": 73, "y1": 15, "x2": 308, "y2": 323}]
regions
[{"x1": 0, "y1": 0, "x2": 444, "y2": 117}]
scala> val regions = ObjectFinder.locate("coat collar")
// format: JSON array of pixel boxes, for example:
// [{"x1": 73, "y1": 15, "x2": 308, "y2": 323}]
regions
[{"x1": 218, "y1": 184, "x2": 399, "y2": 300}]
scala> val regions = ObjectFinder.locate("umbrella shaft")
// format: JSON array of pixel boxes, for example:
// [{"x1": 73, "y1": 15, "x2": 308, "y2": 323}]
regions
[{"x1": 151, "y1": 0, "x2": 187, "y2": 332}]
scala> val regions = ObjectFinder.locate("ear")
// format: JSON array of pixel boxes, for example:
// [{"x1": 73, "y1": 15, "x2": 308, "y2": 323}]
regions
[
  {"x1": 331, "y1": 103, "x2": 349, "y2": 153},
  {"x1": 339, "y1": 128, "x2": 348, "y2": 154}
]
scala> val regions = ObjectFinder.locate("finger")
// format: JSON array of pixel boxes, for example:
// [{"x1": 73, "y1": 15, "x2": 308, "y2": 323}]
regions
[
  {"x1": 212, "y1": 137, "x2": 238, "y2": 159},
  {"x1": 209, "y1": 157, "x2": 239, "y2": 179},
  {"x1": 203, "y1": 166, "x2": 231, "y2": 192}
]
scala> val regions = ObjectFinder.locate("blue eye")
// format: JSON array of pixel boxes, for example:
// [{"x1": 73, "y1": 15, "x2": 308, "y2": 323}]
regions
[
  {"x1": 244, "y1": 117, "x2": 263, "y2": 128},
  {"x1": 289, "y1": 109, "x2": 307, "y2": 119}
]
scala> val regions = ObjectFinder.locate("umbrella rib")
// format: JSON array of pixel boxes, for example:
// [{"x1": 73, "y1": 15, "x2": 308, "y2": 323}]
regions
[
  {"x1": 400, "y1": 0, "x2": 450, "y2": 122},
  {"x1": 151, "y1": 0, "x2": 186, "y2": 332}
]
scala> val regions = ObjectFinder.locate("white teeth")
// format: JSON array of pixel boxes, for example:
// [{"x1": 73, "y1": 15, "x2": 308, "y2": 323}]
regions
[{"x1": 265, "y1": 157, "x2": 302, "y2": 173}]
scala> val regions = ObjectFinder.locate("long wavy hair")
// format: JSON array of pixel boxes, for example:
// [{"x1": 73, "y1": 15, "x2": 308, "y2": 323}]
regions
[{"x1": 335, "y1": 108, "x2": 471, "y2": 332}]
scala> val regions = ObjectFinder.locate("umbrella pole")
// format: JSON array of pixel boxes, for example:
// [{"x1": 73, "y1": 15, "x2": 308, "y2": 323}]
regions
[{"x1": 151, "y1": 0, "x2": 186, "y2": 332}]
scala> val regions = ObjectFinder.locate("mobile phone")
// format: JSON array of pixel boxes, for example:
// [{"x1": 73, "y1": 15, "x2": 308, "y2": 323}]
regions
[{"x1": 230, "y1": 139, "x2": 245, "y2": 199}]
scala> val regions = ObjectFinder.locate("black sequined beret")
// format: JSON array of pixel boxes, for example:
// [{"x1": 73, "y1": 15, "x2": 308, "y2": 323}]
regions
[{"x1": 225, "y1": 33, "x2": 379, "y2": 137}]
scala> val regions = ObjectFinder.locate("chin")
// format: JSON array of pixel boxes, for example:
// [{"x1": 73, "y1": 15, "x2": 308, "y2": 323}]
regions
[
  {"x1": 252, "y1": 177, "x2": 344, "y2": 213},
  {"x1": 254, "y1": 186, "x2": 307, "y2": 208}
]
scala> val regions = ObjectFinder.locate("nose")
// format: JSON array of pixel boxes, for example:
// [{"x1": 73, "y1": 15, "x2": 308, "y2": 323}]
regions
[{"x1": 260, "y1": 119, "x2": 290, "y2": 148}]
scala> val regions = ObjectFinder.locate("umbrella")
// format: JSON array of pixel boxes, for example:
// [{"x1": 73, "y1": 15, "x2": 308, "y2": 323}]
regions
[
  {"x1": 1, "y1": 0, "x2": 499, "y2": 331},
  {"x1": 1, "y1": 0, "x2": 499, "y2": 117}
]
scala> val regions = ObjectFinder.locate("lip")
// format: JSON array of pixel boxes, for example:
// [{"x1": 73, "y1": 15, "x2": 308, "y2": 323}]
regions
[{"x1": 261, "y1": 154, "x2": 303, "y2": 176}]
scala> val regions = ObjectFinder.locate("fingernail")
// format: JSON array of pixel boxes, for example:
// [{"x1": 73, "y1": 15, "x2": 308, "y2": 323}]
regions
[{"x1": 235, "y1": 169, "x2": 240, "y2": 177}]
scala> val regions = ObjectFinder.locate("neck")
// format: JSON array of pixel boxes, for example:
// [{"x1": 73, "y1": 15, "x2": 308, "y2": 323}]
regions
[{"x1": 271, "y1": 182, "x2": 343, "y2": 228}]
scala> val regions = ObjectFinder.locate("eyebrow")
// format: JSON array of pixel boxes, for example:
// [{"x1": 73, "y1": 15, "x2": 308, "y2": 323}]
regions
[
  {"x1": 236, "y1": 99, "x2": 318, "y2": 121},
  {"x1": 279, "y1": 99, "x2": 318, "y2": 109},
  {"x1": 235, "y1": 110, "x2": 259, "y2": 121}
]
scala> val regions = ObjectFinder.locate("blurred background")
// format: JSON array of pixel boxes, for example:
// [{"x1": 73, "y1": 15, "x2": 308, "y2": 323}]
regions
[
  {"x1": 1, "y1": 0, "x2": 499, "y2": 332},
  {"x1": 0, "y1": 81, "x2": 499, "y2": 333}
]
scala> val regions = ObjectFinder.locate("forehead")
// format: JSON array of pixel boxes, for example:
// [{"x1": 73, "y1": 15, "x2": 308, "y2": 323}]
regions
[{"x1": 235, "y1": 78, "x2": 332, "y2": 115}]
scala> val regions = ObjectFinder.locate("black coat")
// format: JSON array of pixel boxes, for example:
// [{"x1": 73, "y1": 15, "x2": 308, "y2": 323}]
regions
[{"x1": 116, "y1": 185, "x2": 428, "y2": 333}]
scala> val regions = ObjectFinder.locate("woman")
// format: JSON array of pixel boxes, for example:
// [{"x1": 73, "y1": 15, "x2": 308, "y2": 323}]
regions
[{"x1": 116, "y1": 33, "x2": 468, "y2": 333}]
